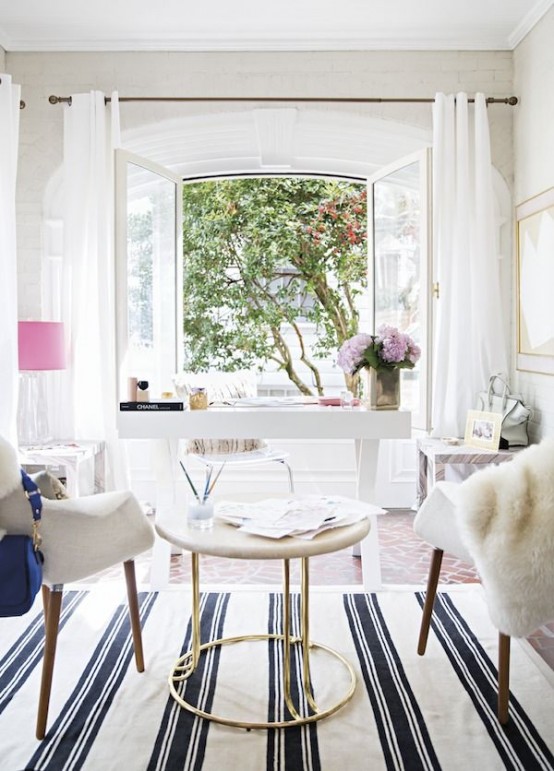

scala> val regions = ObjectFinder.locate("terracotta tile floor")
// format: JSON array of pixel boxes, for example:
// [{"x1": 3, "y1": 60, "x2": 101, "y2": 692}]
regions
[
  {"x1": 165, "y1": 510, "x2": 480, "y2": 587},
  {"x1": 94, "y1": 510, "x2": 554, "y2": 672}
]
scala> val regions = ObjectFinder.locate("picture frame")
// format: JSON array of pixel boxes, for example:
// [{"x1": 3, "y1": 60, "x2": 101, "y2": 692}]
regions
[
  {"x1": 516, "y1": 187, "x2": 554, "y2": 375},
  {"x1": 464, "y1": 410, "x2": 502, "y2": 451}
]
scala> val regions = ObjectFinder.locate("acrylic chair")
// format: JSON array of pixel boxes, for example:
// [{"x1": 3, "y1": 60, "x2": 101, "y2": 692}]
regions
[
  {"x1": 173, "y1": 370, "x2": 295, "y2": 493},
  {"x1": 184, "y1": 439, "x2": 295, "y2": 494},
  {"x1": 0, "y1": 435, "x2": 155, "y2": 739},
  {"x1": 413, "y1": 438, "x2": 554, "y2": 725}
]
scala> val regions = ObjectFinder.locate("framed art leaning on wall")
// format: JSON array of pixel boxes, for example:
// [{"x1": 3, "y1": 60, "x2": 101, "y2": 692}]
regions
[{"x1": 516, "y1": 187, "x2": 554, "y2": 375}]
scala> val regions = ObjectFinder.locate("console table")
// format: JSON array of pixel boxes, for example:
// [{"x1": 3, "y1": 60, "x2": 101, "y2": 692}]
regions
[
  {"x1": 18, "y1": 441, "x2": 106, "y2": 497},
  {"x1": 416, "y1": 437, "x2": 516, "y2": 507},
  {"x1": 117, "y1": 405, "x2": 411, "y2": 591}
]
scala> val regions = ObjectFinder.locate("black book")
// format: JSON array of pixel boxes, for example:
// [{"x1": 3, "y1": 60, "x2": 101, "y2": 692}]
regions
[{"x1": 120, "y1": 401, "x2": 184, "y2": 412}]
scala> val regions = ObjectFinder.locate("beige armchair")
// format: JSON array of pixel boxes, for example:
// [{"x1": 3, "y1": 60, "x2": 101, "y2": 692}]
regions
[{"x1": 0, "y1": 436, "x2": 154, "y2": 739}]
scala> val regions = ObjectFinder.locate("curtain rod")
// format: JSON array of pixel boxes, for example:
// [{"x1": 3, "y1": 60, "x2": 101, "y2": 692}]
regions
[{"x1": 48, "y1": 94, "x2": 519, "y2": 106}]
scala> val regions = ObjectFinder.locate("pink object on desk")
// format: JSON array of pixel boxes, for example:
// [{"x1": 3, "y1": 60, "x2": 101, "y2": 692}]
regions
[{"x1": 318, "y1": 397, "x2": 360, "y2": 407}]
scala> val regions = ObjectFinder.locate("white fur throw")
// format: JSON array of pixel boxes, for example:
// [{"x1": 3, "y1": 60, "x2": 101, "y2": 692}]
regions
[
  {"x1": 0, "y1": 435, "x2": 23, "y2": 499},
  {"x1": 456, "y1": 437, "x2": 554, "y2": 638}
]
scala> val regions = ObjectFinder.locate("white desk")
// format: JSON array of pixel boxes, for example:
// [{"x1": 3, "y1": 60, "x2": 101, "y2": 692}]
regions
[{"x1": 117, "y1": 406, "x2": 411, "y2": 590}]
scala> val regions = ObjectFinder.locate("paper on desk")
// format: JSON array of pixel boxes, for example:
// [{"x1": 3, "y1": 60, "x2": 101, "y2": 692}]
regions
[
  {"x1": 215, "y1": 496, "x2": 384, "y2": 539},
  {"x1": 228, "y1": 396, "x2": 318, "y2": 408}
]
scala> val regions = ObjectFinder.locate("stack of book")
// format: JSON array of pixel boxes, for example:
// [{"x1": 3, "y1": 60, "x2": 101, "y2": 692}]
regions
[{"x1": 119, "y1": 401, "x2": 184, "y2": 411}]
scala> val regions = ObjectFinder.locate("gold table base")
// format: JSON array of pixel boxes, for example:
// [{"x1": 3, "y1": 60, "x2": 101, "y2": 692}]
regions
[{"x1": 168, "y1": 553, "x2": 357, "y2": 729}]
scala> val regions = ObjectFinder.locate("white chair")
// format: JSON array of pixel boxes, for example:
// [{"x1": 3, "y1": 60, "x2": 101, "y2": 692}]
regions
[
  {"x1": 413, "y1": 438, "x2": 554, "y2": 724},
  {"x1": 0, "y1": 436, "x2": 155, "y2": 739},
  {"x1": 173, "y1": 370, "x2": 295, "y2": 493}
]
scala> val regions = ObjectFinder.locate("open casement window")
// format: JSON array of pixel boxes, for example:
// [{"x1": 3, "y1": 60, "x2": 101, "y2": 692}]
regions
[
  {"x1": 115, "y1": 150, "x2": 183, "y2": 401},
  {"x1": 367, "y1": 149, "x2": 432, "y2": 432}
]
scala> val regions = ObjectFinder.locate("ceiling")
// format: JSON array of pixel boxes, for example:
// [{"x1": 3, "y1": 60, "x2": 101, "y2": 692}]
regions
[{"x1": 0, "y1": 0, "x2": 551, "y2": 52}]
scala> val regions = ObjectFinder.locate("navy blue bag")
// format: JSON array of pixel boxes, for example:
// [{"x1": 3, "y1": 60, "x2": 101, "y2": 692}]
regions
[{"x1": 0, "y1": 470, "x2": 44, "y2": 617}]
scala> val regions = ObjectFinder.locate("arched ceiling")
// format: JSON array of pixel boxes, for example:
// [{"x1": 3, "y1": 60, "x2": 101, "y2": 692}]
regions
[{"x1": 121, "y1": 108, "x2": 432, "y2": 180}]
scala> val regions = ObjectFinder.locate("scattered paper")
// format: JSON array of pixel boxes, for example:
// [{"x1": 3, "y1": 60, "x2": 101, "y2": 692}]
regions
[{"x1": 215, "y1": 496, "x2": 383, "y2": 539}]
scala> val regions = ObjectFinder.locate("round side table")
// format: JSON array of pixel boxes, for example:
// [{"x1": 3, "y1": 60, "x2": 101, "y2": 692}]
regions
[{"x1": 155, "y1": 506, "x2": 371, "y2": 729}]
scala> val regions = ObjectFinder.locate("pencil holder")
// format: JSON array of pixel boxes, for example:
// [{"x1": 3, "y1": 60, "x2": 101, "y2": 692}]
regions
[{"x1": 187, "y1": 500, "x2": 214, "y2": 530}]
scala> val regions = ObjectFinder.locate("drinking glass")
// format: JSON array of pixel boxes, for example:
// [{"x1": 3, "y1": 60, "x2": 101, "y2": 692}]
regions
[{"x1": 340, "y1": 390, "x2": 354, "y2": 409}]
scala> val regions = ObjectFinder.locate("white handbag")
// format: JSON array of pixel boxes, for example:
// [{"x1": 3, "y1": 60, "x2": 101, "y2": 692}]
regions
[{"x1": 476, "y1": 374, "x2": 532, "y2": 447}]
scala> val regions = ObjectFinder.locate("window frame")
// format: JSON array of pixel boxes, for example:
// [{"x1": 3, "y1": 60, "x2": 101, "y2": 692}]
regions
[
  {"x1": 115, "y1": 159, "x2": 431, "y2": 420},
  {"x1": 367, "y1": 148, "x2": 433, "y2": 431},
  {"x1": 114, "y1": 149, "x2": 183, "y2": 401}
]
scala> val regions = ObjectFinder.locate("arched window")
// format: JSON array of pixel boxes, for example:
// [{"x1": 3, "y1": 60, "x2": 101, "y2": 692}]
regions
[{"x1": 115, "y1": 147, "x2": 431, "y2": 429}]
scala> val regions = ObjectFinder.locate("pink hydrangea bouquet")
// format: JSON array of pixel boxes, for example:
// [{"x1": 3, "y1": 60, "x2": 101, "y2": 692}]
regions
[{"x1": 337, "y1": 325, "x2": 421, "y2": 374}]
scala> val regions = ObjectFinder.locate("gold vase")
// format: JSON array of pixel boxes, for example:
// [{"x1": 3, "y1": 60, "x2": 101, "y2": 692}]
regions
[{"x1": 366, "y1": 368, "x2": 400, "y2": 410}]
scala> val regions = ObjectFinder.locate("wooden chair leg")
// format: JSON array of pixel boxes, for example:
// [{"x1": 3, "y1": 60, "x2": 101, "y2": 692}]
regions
[
  {"x1": 418, "y1": 548, "x2": 444, "y2": 655},
  {"x1": 36, "y1": 587, "x2": 63, "y2": 740},
  {"x1": 498, "y1": 632, "x2": 511, "y2": 724},
  {"x1": 124, "y1": 560, "x2": 145, "y2": 672}
]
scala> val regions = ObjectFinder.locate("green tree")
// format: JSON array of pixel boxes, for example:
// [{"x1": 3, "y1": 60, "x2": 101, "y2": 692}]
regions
[{"x1": 183, "y1": 177, "x2": 367, "y2": 395}]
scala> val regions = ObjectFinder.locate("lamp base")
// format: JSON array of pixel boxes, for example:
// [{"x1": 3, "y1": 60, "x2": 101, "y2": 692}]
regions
[{"x1": 17, "y1": 372, "x2": 52, "y2": 446}]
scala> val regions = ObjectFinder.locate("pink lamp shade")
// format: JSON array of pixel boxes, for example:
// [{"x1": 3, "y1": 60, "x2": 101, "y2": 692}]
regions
[{"x1": 18, "y1": 321, "x2": 67, "y2": 371}]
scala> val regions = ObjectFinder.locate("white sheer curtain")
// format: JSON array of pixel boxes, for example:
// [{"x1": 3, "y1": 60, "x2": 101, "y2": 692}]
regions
[
  {"x1": 0, "y1": 75, "x2": 21, "y2": 444},
  {"x1": 431, "y1": 92, "x2": 508, "y2": 438},
  {"x1": 60, "y1": 91, "x2": 128, "y2": 489}
]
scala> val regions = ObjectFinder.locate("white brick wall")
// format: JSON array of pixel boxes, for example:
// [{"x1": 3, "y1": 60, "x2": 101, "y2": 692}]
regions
[{"x1": 513, "y1": 7, "x2": 554, "y2": 440}]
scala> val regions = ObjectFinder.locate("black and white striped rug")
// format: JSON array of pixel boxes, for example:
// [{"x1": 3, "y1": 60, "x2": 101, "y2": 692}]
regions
[{"x1": 1, "y1": 585, "x2": 553, "y2": 770}]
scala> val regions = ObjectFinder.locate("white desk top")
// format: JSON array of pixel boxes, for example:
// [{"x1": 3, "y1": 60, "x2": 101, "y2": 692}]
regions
[
  {"x1": 156, "y1": 514, "x2": 371, "y2": 560},
  {"x1": 118, "y1": 405, "x2": 411, "y2": 440}
]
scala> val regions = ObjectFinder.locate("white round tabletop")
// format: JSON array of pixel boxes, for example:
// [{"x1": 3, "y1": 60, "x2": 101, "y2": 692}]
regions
[{"x1": 155, "y1": 516, "x2": 370, "y2": 561}]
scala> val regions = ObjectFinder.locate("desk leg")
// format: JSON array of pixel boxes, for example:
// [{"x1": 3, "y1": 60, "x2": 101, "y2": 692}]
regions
[
  {"x1": 150, "y1": 439, "x2": 179, "y2": 590},
  {"x1": 355, "y1": 438, "x2": 382, "y2": 592},
  {"x1": 150, "y1": 530, "x2": 172, "y2": 590}
]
